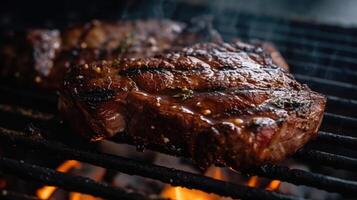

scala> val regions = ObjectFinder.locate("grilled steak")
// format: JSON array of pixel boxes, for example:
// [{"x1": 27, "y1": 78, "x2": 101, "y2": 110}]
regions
[
  {"x1": 0, "y1": 19, "x2": 290, "y2": 90},
  {"x1": 59, "y1": 41, "x2": 326, "y2": 169},
  {"x1": 0, "y1": 19, "x2": 186, "y2": 89}
]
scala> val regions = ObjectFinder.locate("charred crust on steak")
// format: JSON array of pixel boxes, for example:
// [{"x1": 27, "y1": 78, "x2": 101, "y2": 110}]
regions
[{"x1": 76, "y1": 88, "x2": 116, "y2": 108}]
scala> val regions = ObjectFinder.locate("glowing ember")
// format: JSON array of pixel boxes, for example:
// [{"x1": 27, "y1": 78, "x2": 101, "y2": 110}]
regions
[
  {"x1": 161, "y1": 167, "x2": 232, "y2": 200},
  {"x1": 162, "y1": 186, "x2": 213, "y2": 200},
  {"x1": 208, "y1": 167, "x2": 223, "y2": 180},
  {"x1": 37, "y1": 160, "x2": 81, "y2": 200},
  {"x1": 174, "y1": 187, "x2": 183, "y2": 200},
  {"x1": 0, "y1": 178, "x2": 6, "y2": 189},
  {"x1": 246, "y1": 176, "x2": 259, "y2": 188},
  {"x1": 70, "y1": 192, "x2": 101, "y2": 200},
  {"x1": 247, "y1": 175, "x2": 280, "y2": 191},
  {"x1": 266, "y1": 180, "x2": 281, "y2": 191},
  {"x1": 69, "y1": 164, "x2": 105, "y2": 200}
]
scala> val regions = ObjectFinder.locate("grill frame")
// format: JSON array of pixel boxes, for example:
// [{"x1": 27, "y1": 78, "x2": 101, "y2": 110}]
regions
[{"x1": 1, "y1": 1, "x2": 357, "y2": 200}]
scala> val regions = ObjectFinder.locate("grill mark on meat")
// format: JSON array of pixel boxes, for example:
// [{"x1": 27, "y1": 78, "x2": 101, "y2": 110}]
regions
[
  {"x1": 119, "y1": 66, "x2": 206, "y2": 76},
  {"x1": 119, "y1": 63, "x2": 281, "y2": 75},
  {"x1": 76, "y1": 88, "x2": 116, "y2": 108},
  {"x1": 180, "y1": 88, "x2": 310, "y2": 119},
  {"x1": 122, "y1": 66, "x2": 297, "y2": 93}
]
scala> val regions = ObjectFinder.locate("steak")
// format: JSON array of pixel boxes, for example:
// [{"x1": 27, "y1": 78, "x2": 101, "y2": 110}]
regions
[
  {"x1": 59, "y1": 41, "x2": 326, "y2": 169},
  {"x1": 0, "y1": 19, "x2": 187, "y2": 89}
]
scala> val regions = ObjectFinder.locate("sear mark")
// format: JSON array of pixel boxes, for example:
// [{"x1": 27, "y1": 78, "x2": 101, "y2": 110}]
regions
[{"x1": 77, "y1": 88, "x2": 116, "y2": 108}]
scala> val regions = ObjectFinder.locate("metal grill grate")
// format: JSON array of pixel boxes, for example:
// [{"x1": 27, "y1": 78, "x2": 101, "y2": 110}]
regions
[{"x1": 1, "y1": 3, "x2": 357, "y2": 200}]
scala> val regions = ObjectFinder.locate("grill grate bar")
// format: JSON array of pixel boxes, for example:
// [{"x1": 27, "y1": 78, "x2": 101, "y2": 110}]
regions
[
  {"x1": 0, "y1": 157, "x2": 159, "y2": 200},
  {"x1": 217, "y1": 12, "x2": 357, "y2": 44},
  {"x1": 231, "y1": 28, "x2": 357, "y2": 61},
  {"x1": 288, "y1": 60, "x2": 357, "y2": 84},
  {"x1": 294, "y1": 148, "x2": 357, "y2": 171},
  {"x1": 295, "y1": 74, "x2": 357, "y2": 101},
  {"x1": 325, "y1": 96, "x2": 357, "y2": 117},
  {"x1": 0, "y1": 190, "x2": 40, "y2": 200},
  {"x1": 0, "y1": 127, "x2": 356, "y2": 197},
  {"x1": 0, "y1": 86, "x2": 57, "y2": 113},
  {"x1": 253, "y1": 165, "x2": 357, "y2": 196},
  {"x1": 323, "y1": 112, "x2": 357, "y2": 127},
  {"x1": 0, "y1": 128, "x2": 300, "y2": 200},
  {"x1": 317, "y1": 131, "x2": 357, "y2": 149},
  {"x1": 219, "y1": 30, "x2": 357, "y2": 70},
  {"x1": 0, "y1": 104, "x2": 55, "y2": 121},
  {"x1": 0, "y1": 85, "x2": 57, "y2": 104},
  {"x1": 217, "y1": 16, "x2": 357, "y2": 52},
  {"x1": 217, "y1": 21, "x2": 357, "y2": 71}
]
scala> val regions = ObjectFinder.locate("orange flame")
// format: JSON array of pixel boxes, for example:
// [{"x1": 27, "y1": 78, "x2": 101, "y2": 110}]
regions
[
  {"x1": 37, "y1": 160, "x2": 81, "y2": 200},
  {"x1": 0, "y1": 178, "x2": 6, "y2": 189},
  {"x1": 246, "y1": 176, "x2": 259, "y2": 188},
  {"x1": 266, "y1": 180, "x2": 281, "y2": 191},
  {"x1": 161, "y1": 167, "x2": 232, "y2": 200},
  {"x1": 246, "y1": 175, "x2": 281, "y2": 192},
  {"x1": 70, "y1": 192, "x2": 101, "y2": 200},
  {"x1": 69, "y1": 164, "x2": 105, "y2": 200},
  {"x1": 161, "y1": 186, "x2": 213, "y2": 200}
]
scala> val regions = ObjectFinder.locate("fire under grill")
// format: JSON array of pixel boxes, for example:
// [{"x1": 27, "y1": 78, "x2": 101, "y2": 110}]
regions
[{"x1": 1, "y1": 2, "x2": 357, "y2": 200}]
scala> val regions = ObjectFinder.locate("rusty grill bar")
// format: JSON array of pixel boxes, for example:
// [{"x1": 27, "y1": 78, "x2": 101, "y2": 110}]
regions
[{"x1": 1, "y1": 2, "x2": 357, "y2": 200}]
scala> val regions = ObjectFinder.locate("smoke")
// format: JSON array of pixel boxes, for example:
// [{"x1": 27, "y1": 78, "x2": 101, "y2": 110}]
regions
[{"x1": 119, "y1": 0, "x2": 179, "y2": 20}]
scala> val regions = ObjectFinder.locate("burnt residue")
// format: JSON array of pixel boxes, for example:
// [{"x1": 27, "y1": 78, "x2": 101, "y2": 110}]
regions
[
  {"x1": 77, "y1": 88, "x2": 116, "y2": 107},
  {"x1": 119, "y1": 67, "x2": 165, "y2": 76},
  {"x1": 119, "y1": 65, "x2": 206, "y2": 77}
]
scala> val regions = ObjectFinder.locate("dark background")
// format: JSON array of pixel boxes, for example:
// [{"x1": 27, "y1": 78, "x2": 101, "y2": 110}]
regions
[{"x1": 1, "y1": 0, "x2": 357, "y2": 29}]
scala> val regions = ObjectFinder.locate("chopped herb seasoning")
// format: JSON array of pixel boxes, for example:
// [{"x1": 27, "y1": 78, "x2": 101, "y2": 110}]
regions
[
  {"x1": 173, "y1": 88, "x2": 194, "y2": 100},
  {"x1": 116, "y1": 33, "x2": 134, "y2": 54}
]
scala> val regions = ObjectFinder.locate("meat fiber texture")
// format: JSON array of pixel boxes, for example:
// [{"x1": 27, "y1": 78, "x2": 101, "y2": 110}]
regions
[{"x1": 59, "y1": 41, "x2": 326, "y2": 170}]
